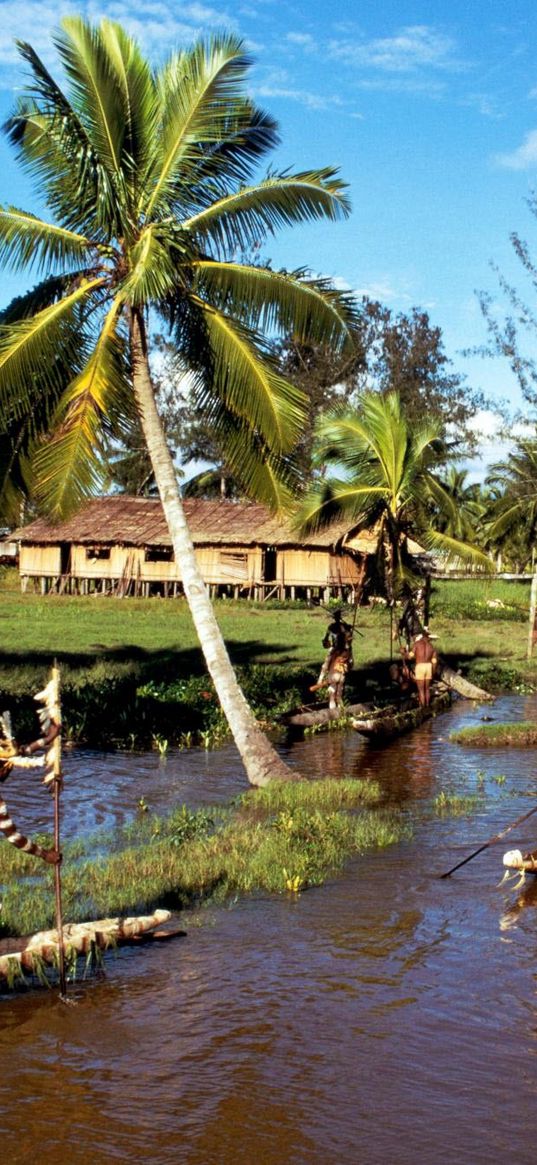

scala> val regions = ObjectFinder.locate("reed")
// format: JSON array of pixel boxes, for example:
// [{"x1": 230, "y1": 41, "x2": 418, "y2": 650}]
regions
[{"x1": 433, "y1": 791, "x2": 485, "y2": 815}]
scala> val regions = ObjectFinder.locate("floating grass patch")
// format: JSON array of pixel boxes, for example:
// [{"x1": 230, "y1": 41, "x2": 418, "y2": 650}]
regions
[
  {"x1": 0, "y1": 780, "x2": 407, "y2": 936},
  {"x1": 450, "y1": 722, "x2": 537, "y2": 747},
  {"x1": 433, "y1": 791, "x2": 484, "y2": 816}
]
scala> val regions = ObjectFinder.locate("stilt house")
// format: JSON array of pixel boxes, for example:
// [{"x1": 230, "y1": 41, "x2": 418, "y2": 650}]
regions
[{"x1": 9, "y1": 496, "x2": 385, "y2": 601}]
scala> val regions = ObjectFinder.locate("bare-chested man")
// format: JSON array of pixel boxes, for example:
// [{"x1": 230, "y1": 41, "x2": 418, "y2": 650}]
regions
[{"x1": 410, "y1": 631, "x2": 437, "y2": 707}]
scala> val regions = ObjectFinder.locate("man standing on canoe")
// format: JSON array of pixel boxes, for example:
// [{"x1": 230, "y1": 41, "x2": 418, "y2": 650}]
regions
[
  {"x1": 410, "y1": 630, "x2": 438, "y2": 707},
  {"x1": 310, "y1": 609, "x2": 353, "y2": 698}
]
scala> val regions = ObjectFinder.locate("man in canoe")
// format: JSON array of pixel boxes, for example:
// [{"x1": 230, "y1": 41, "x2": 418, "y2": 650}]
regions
[
  {"x1": 397, "y1": 587, "x2": 426, "y2": 647},
  {"x1": 409, "y1": 629, "x2": 438, "y2": 707},
  {"x1": 310, "y1": 609, "x2": 353, "y2": 705}
]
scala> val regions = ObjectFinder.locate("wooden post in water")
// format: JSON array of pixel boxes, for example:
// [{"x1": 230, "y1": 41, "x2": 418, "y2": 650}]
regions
[
  {"x1": 527, "y1": 573, "x2": 537, "y2": 661},
  {"x1": 51, "y1": 664, "x2": 67, "y2": 999}
]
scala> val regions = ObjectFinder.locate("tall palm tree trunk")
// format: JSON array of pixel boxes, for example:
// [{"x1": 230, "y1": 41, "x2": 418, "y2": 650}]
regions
[{"x1": 130, "y1": 309, "x2": 298, "y2": 787}]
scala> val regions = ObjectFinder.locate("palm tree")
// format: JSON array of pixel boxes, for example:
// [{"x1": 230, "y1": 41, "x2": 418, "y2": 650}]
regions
[
  {"x1": 300, "y1": 391, "x2": 488, "y2": 604},
  {"x1": 484, "y1": 439, "x2": 537, "y2": 571},
  {"x1": 437, "y1": 466, "x2": 485, "y2": 542},
  {"x1": 0, "y1": 18, "x2": 355, "y2": 787}
]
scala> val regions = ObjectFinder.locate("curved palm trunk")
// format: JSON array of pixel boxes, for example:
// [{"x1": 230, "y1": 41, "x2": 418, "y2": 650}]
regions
[{"x1": 130, "y1": 309, "x2": 298, "y2": 788}]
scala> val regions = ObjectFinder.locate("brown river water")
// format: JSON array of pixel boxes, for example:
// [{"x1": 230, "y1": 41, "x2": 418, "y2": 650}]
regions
[{"x1": 2, "y1": 694, "x2": 537, "y2": 1164}]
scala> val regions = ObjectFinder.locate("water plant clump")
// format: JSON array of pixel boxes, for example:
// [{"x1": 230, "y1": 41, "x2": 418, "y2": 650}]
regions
[
  {"x1": 0, "y1": 780, "x2": 406, "y2": 937},
  {"x1": 450, "y1": 722, "x2": 537, "y2": 747},
  {"x1": 433, "y1": 790, "x2": 485, "y2": 815}
]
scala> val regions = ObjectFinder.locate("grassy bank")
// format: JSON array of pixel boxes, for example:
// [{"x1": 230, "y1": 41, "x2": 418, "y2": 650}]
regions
[
  {"x1": 1, "y1": 573, "x2": 535, "y2": 747},
  {"x1": 0, "y1": 779, "x2": 406, "y2": 939},
  {"x1": 451, "y1": 722, "x2": 537, "y2": 747}
]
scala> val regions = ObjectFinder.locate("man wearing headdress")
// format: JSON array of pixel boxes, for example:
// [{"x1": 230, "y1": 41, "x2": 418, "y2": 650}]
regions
[{"x1": 310, "y1": 609, "x2": 354, "y2": 701}]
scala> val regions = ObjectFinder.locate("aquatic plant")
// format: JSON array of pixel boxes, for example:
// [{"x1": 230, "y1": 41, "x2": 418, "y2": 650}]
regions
[
  {"x1": 0, "y1": 780, "x2": 405, "y2": 935},
  {"x1": 451, "y1": 722, "x2": 537, "y2": 747},
  {"x1": 433, "y1": 791, "x2": 484, "y2": 815}
]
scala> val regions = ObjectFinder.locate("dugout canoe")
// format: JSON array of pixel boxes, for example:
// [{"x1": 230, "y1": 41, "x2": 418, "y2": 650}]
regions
[
  {"x1": 0, "y1": 908, "x2": 186, "y2": 987},
  {"x1": 282, "y1": 700, "x2": 375, "y2": 730},
  {"x1": 351, "y1": 687, "x2": 452, "y2": 740}
]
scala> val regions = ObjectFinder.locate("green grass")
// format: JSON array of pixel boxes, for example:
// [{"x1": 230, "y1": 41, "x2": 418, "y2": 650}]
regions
[
  {"x1": 0, "y1": 779, "x2": 406, "y2": 936},
  {"x1": 432, "y1": 790, "x2": 485, "y2": 815},
  {"x1": 430, "y1": 578, "x2": 531, "y2": 622},
  {"x1": 450, "y1": 722, "x2": 537, "y2": 747},
  {"x1": 1, "y1": 573, "x2": 536, "y2": 746}
]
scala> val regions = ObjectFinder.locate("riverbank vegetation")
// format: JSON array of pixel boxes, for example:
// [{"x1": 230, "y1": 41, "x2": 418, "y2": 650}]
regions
[
  {"x1": 0, "y1": 779, "x2": 406, "y2": 938},
  {"x1": 451, "y1": 722, "x2": 537, "y2": 747},
  {"x1": 0, "y1": 573, "x2": 535, "y2": 748}
]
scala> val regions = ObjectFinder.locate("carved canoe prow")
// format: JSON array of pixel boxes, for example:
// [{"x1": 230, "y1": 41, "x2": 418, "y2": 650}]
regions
[
  {"x1": 436, "y1": 661, "x2": 494, "y2": 702},
  {"x1": 0, "y1": 908, "x2": 185, "y2": 983}
]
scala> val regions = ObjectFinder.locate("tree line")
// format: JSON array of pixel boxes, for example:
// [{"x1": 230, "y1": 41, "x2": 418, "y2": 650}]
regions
[{"x1": 0, "y1": 17, "x2": 534, "y2": 786}]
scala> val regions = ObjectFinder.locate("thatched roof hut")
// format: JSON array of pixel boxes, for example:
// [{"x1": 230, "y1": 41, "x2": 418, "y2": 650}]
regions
[{"x1": 9, "y1": 496, "x2": 410, "y2": 599}]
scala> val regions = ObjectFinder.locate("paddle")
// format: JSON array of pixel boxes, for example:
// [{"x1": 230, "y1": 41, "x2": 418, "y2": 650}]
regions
[{"x1": 440, "y1": 802, "x2": 537, "y2": 878}]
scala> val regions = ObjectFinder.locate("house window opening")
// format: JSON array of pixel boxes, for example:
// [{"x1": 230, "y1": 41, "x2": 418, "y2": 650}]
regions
[
  {"x1": 86, "y1": 546, "x2": 111, "y2": 561},
  {"x1": 145, "y1": 547, "x2": 174, "y2": 563}
]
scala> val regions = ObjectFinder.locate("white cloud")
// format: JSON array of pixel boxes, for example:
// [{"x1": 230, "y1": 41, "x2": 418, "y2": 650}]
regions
[
  {"x1": 464, "y1": 410, "x2": 534, "y2": 481},
  {"x1": 462, "y1": 92, "x2": 503, "y2": 119},
  {"x1": 495, "y1": 129, "x2": 537, "y2": 170},
  {"x1": 353, "y1": 278, "x2": 413, "y2": 304},
  {"x1": 285, "y1": 32, "x2": 317, "y2": 54},
  {"x1": 0, "y1": 0, "x2": 238, "y2": 85},
  {"x1": 329, "y1": 24, "x2": 461, "y2": 75},
  {"x1": 255, "y1": 83, "x2": 345, "y2": 111},
  {"x1": 254, "y1": 64, "x2": 349, "y2": 112}
]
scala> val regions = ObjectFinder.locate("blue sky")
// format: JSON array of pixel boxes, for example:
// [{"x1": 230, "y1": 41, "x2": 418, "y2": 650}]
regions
[{"x1": 1, "y1": 0, "x2": 537, "y2": 469}]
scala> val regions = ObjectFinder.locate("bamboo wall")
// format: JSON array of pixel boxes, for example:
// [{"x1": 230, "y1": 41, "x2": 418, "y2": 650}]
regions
[{"x1": 19, "y1": 540, "x2": 364, "y2": 599}]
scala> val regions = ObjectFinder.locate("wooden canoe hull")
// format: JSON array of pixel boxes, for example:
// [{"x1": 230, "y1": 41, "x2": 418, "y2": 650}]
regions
[
  {"x1": 351, "y1": 689, "x2": 452, "y2": 740},
  {"x1": 282, "y1": 700, "x2": 375, "y2": 730}
]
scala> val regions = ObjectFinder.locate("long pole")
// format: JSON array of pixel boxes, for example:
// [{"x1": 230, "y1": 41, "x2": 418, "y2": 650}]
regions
[
  {"x1": 51, "y1": 664, "x2": 67, "y2": 999},
  {"x1": 440, "y1": 802, "x2": 537, "y2": 878},
  {"x1": 527, "y1": 572, "x2": 537, "y2": 661}
]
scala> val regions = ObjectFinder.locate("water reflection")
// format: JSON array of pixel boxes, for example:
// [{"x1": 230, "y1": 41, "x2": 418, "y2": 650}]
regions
[{"x1": 2, "y1": 695, "x2": 537, "y2": 1163}]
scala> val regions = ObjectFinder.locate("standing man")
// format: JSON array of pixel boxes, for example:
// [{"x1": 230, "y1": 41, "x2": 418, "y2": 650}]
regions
[
  {"x1": 410, "y1": 629, "x2": 438, "y2": 707},
  {"x1": 310, "y1": 609, "x2": 353, "y2": 694}
]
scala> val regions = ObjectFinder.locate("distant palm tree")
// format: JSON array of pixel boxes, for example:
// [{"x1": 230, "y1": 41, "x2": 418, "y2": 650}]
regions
[
  {"x1": 438, "y1": 466, "x2": 485, "y2": 542},
  {"x1": 485, "y1": 439, "x2": 537, "y2": 570},
  {"x1": 0, "y1": 18, "x2": 355, "y2": 786},
  {"x1": 300, "y1": 391, "x2": 489, "y2": 603}
]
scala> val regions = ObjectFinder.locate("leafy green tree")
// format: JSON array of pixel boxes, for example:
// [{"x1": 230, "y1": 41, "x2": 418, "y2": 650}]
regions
[
  {"x1": 358, "y1": 302, "x2": 487, "y2": 455},
  {"x1": 300, "y1": 391, "x2": 489, "y2": 605},
  {"x1": 0, "y1": 18, "x2": 355, "y2": 786},
  {"x1": 479, "y1": 197, "x2": 537, "y2": 410},
  {"x1": 484, "y1": 439, "x2": 537, "y2": 571}
]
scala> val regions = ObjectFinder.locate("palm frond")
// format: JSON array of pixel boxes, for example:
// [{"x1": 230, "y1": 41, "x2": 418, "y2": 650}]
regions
[
  {"x1": 296, "y1": 477, "x2": 385, "y2": 535},
  {"x1": 192, "y1": 261, "x2": 356, "y2": 351},
  {"x1": 186, "y1": 104, "x2": 280, "y2": 192},
  {"x1": 122, "y1": 226, "x2": 180, "y2": 305},
  {"x1": 144, "y1": 36, "x2": 252, "y2": 219},
  {"x1": 6, "y1": 43, "x2": 113, "y2": 233},
  {"x1": 182, "y1": 169, "x2": 350, "y2": 251},
  {"x1": 0, "y1": 207, "x2": 92, "y2": 274},
  {"x1": 420, "y1": 527, "x2": 492, "y2": 568},
  {"x1": 57, "y1": 18, "x2": 127, "y2": 179},
  {"x1": 95, "y1": 20, "x2": 158, "y2": 185},
  {"x1": 0, "y1": 277, "x2": 105, "y2": 421},
  {"x1": 198, "y1": 409, "x2": 301, "y2": 511},
  {"x1": 421, "y1": 470, "x2": 460, "y2": 524},
  {"x1": 33, "y1": 298, "x2": 125, "y2": 517},
  {"x1": 194, "y1": 299, "x2": 306, "y2": 453},
  {"x1": 0, "y1": 272, "x2": 88, "y2": 323}
]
